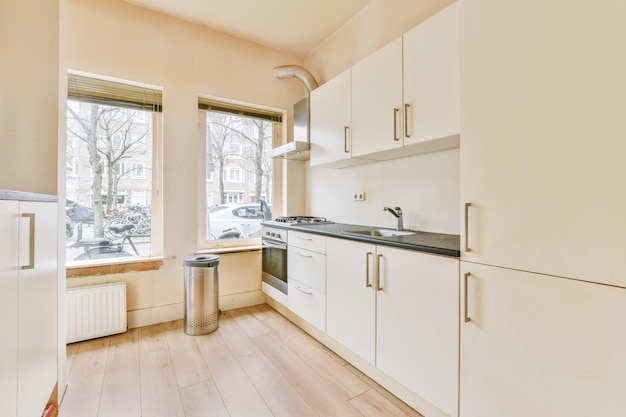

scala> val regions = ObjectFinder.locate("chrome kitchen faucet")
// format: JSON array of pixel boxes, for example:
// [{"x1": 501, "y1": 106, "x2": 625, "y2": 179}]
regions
[{"x1": 383, "y1": 206, "x2": 403, "y2": 230}]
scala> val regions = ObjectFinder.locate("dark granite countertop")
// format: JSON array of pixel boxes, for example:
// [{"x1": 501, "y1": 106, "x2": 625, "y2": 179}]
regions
[
  {"x1": 265, "y1": 222, "x2": 460, "y2": 258},
  {"x1": 0, "y1": 189, "x2": 58, "y2": 202}
]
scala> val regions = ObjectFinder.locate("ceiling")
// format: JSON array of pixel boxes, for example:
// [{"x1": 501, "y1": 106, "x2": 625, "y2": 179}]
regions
[{"x1": 124, "y1": 0, "x2": 375, "y2": 56}]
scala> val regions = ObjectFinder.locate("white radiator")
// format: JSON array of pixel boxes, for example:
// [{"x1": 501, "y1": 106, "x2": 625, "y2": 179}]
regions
[{"x1": 66, "y1": 282, "x2": 127, "y2": 343}]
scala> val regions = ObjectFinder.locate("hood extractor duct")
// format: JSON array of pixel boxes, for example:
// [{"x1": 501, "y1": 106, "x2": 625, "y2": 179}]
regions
[{"x1": 271, "y1": 65, "x2": 318, "y2": 161}]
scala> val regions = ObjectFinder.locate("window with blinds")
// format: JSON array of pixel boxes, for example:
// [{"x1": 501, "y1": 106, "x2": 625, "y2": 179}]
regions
[
  {"x1": 66, "y1": 73, "x2": 162, "y2": 265},
  {"x1": 198, "y1": 98, "x2": 279, "y2": 244}
]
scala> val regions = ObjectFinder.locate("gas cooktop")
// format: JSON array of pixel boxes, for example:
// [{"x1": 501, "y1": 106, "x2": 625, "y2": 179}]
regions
[{"x1": 265, "y1": 216, "x2": 334, "y2": 226}]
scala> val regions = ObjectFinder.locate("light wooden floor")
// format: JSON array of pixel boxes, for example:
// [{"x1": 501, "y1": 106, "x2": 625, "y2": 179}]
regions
[{"x1": 61, "y1": 304, "x2": 424, "y2": 417}]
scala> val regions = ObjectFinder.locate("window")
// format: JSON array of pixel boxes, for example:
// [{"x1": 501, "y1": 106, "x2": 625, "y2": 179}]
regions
[
  {"x1": 198, "y1": 97, "x2": 280, "y2": 243},
  {"x1": 66, "y1": 72, "x2": 162, "y2": 266},
  {"x1": 131, "y1": 162, "x2": 146, "y2": 179},
  {"x1": 224, "y1": 167, "x2": 243, "y2": 183}
]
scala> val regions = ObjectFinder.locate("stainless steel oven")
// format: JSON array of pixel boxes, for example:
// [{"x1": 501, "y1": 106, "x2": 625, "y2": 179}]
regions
[
  {"x1": 261, "y1": 225, "x2": 288, "y2": 294},
  {"x1": 261, "y1": 217, "x2": 333, "y2": 295}
]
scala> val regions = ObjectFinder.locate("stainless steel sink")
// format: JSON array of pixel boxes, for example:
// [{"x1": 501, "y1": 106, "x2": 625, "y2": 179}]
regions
[{"x1": 343, "y1": 228, "x2": 416, "y2": 237}]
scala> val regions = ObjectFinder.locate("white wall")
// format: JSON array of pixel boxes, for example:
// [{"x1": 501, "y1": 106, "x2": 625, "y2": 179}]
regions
[
  {"x1": 304, "y1": 0, "x2": 460, "y2": 234},
  {"x1": 66, "y1": 0, "x2": 305, "y2": 326}
]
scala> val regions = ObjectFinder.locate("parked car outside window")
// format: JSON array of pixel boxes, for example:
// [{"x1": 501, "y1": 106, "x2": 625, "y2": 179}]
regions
[{"x1": 208, "y1": 202, "x2": 271, "y2": 239}]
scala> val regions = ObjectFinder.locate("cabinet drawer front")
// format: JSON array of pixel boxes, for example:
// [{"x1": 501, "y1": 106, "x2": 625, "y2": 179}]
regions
[
  {"x1": 288, "y1": 279, "x2": 326, "y2": 331},
  {"x1": 288, "y1": 231, "x2": 326, "y2": 253},
  {"x1": 288, "y1": 248, "x2": 325, "y2": 293}
]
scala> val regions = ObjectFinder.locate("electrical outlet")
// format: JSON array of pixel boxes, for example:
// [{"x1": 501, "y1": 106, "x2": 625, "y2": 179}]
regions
[{"x1": 353, "y1": 192, "x2": 365, "y2": 201}]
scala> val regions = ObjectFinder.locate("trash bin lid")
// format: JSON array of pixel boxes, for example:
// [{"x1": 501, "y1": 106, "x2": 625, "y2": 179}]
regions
[{"x1": 184, "y1": 254, "x2": 220, "y2": 267}]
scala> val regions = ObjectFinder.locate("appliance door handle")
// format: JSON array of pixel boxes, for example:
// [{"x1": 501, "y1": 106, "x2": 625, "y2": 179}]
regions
[
  {"x1": 464, "y1": 202, "x2": 472, "y2": 252},
  {"x1": 19, "y1": 213, "x2": 35, "y2": 270},
  {"x1": 295, "y1": 286, "x2": 313, "y2": 296},
  {"x1": 464, "y1": 272, "x2": 471, "y2": 323},
  {"x1": 393, "y1": 108, "x2": 400, "y2": 141},
  {"x1": 262, "y1": 240, "x2": 287, "y2": 250},
  {"x1": 344, "y1": 125, "x2": 350, "y2": 153},
  {"x1": 404, "y1": 103, "x2": 411, "y2": 138},
  {"x1": 365, "y1": 252, "x2": 373, "y2": 288}
]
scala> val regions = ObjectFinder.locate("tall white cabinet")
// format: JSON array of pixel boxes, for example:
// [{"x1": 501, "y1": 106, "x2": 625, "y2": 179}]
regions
[
  {"x1": 459, "y1": 1, "x2": 626, "y2": 416},
  {"x1": 460, "y1": 262, "x2": 626, "y2": 417},
  {"x1": 460, "y1": 0, "x2": 626, "y2": 287},
  {"x1": 0, "y1": 194, "x2": 58, "y2": 417}
]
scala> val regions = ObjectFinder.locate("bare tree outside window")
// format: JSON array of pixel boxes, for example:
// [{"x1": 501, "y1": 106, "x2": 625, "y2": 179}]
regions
[{"x1": 66, "y1": 100, "x2": 153, "y2": 263}]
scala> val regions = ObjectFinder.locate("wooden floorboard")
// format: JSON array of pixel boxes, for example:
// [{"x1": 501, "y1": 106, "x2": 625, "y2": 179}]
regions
[{"x1": 60, "y1": 303, "x2": 424, "y2": 417}]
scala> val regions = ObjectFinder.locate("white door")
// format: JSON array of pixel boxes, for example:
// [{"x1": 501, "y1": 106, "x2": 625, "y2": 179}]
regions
[
  {"x1": 403, "y1": 2, "x2": 459, "y2": 146},
  {"x1": 310, "y1": 68, "x2": 354, "y2": 167},
  {"x1": 377, "y1": 247, "x2": 459, "y2": 417},
  {"x1": 460, "y1": 1, "x2": 626, "y2": 287},
  {"x1": 351, "y1": 37, "x2": 403, "y2": 158},
  {"x1": 17, "y1": 201, "x2": 58, "y2": 417},
  {"x1": 460, "y1": 261, "x2": 626, "y2": 417},
  {"x1": 326, "y1": 237, "x2": 376, "y2": 364}
]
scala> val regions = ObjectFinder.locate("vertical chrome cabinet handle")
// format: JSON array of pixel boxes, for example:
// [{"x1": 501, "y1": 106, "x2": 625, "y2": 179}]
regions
[
  {"x1": 376, "y1": 254, "x2": 383, "y2": 291},
  {"x1": 20, "y1": 213, "x2": 35, "y2": 270},
  {"x1": 344, "y1": 126, "x2": 350, "y2": 153},
  {"x1": 404, "y1": 103, "x2": 411, "y2": 138},
  {"x1": 464, "y1": 202, "x2": 472, "y2": 252},
  {"x1": 365, "y1": 252, "x2": 373, "y2": 288},
  {"x1": 464, "y1": 272, "x2": 471, "y2": 323},
  {"x1": 393, "y1": 108, "x2": 400, "y2": 141}
]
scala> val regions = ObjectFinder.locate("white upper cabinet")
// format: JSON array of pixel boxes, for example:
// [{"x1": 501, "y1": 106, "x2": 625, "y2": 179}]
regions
[
  {"x1": 460, "y1": 1, "x2": 626, "y2": 287},
  {"x1": 351, "y1": 37, "x2": 404, "y2": 158},
  {"x1": 403, "y1": 1, "x2": 459, "y2": 147},
  {"x1": 310, "y1": 68, "x2": 369, "y2": 168},
  {"x1": 311, "y1": 2, "x2": 460, "y2": 167}
]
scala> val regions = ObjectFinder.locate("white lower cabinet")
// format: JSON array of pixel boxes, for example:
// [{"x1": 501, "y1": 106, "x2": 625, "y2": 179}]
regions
[
  {"x1": 377, "y1": 246, "x2": 459, "y2": 417},
  {"x1": 326, "y1": 237, "x2": 459, "y2": 416},
  {"x1": 326, "y1": 238, "x2": 377, "y2": 364},
  {"x1": 460, "y1": 261, "x2": 626, "y2": 417},
  {"x1": 0, "y1": 198, "x2": 58, "y2": 417},
  {"x1": 287, "y1": 231, "x2": 326, "y2": 331}
]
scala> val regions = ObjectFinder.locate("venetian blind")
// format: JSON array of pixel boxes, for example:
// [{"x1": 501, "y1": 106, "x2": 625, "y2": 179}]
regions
[
  {"x1": 68, "y1": 73, "x2": 163, "y2": 112},
  {"x1": 198, "y1": 97, "x2": 282, "y2": 123}
]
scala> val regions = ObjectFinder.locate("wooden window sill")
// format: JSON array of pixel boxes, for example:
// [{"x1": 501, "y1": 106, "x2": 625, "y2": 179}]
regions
[{"x1": 66, "y1": 258, "x2": 164, "y2": 278}]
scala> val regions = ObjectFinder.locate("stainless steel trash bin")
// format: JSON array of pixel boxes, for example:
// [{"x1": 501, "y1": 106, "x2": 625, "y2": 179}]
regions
[{"x1": 183, "y1": 254, "x2": 220, "y2": 335}]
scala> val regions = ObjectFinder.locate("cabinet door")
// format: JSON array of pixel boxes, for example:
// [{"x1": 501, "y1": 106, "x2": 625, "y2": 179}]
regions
[
  {"x1": 326, "y1": 238, "x2": 376, "y2": 364},
  {"x1": 18, "y1": 201, "x2": 57, "y2": 417},
  {"x1": 351, "y1": 37, "x2": 403, "y2": 158},
  {"x1": 377, "y1": 247, "x2": 459, "y2": 417},
  {"x1": 310, "y1": 68, "x2": 354, "y2": 167},
  {"x1": 460, "y1": 1, "x2": 626, "y2": 286},
  {"x1": 460, "y1": 261, "x2": 626, "y2": 417},
  {"x1": 403, "y1": 2, "x2": 459, "y2": 146},
  {"x1": 0, "y1": 201, "x2": 19, "y2": 417}
]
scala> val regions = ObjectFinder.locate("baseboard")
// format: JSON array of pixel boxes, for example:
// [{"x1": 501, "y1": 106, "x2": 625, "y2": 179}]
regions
[{"x1": 127, "y1": 290, "x2": 267, "y2": 329}]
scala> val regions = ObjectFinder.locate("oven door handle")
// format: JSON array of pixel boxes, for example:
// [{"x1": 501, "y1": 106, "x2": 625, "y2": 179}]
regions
[{"x1": 263, "y1": 240, "x2": 287, "y2": 250}]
